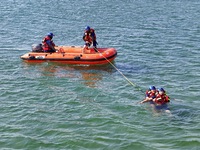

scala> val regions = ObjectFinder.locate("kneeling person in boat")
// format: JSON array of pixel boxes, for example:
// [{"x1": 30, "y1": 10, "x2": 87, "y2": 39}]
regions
[
  {"x1": 42, "y1": 32, "x2": 57, "y2": 53},
  {"x1": 83, "y1": 26, "x2": 98, "y2": 50}
]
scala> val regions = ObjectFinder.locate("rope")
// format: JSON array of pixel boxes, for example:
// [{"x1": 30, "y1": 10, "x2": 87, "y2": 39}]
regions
[{"x1": 94, "y1": 47, "x2": 144, "y2": 94}]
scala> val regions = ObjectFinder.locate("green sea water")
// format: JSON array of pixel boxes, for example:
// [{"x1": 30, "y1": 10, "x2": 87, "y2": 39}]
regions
[{"x1": 0, "y1": 0, "x2": 200, "y2": 149}]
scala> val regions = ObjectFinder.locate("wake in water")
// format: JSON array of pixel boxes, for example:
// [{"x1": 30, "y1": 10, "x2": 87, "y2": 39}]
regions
[{"x1": 0, "y1": 47, "x2": 28, "y2": 50}]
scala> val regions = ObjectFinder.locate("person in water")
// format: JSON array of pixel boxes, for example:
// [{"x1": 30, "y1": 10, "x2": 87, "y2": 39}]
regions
[
  {"x1": 140, "y1": 87, "x2": 171, "y2": 113},
  {"x1": 42, "y1": 32, "x2": 57, "y2": 52},
  {"x1": 144, "y1": 86, "x2": 158, "y2": 102},
  {"x1": 83, "y1": 26, "x2": 98, "y2": 50}
]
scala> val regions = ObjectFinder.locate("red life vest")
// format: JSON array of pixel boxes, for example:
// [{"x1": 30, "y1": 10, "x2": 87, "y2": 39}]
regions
[
  {"x1": 146, "y1": 90, "x2": 157, "y2": 99},
  {"x1": 42, "y1": 36, "x2": 55, "y2": 51},
  {"x1": 154, "y1": 94, "x2": 170, "y2": 105},
  {"x1": 83, "y1": 33, "x2": 93, "y2": 44},
  {"x1": 83, "y1": 28, "x2": 96, "y2": 42}
]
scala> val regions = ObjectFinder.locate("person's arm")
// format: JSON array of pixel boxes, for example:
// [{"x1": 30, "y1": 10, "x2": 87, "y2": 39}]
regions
[
  {"x1": 83, "y1": 34, "x2": 86, "y2": 41},
  {"x1": 140, "y1": 97, "x2": 152, "y2": 104},
  {"x1": 46, "y1": 40, "x2": 56, "y2": 51},
  {"x1": 91, "y1": 32, "x2": 96, "y2": 41}
]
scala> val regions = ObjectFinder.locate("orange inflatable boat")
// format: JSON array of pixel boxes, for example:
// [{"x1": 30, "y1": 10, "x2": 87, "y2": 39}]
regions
[{"x1": 20, "y1": 45, "x2": 117, "y2": 65}]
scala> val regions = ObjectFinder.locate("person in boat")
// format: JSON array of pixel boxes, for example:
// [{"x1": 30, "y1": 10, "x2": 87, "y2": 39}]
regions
[
  {"x1": 140, "y1": 87, "x2": 171, "y2": 113},
  {"x1": 83, "y1": 26, "x2": 98, "y2": 50},
  {"x1": 42, "y1": 32, "x2": 57, "y2": 52}
]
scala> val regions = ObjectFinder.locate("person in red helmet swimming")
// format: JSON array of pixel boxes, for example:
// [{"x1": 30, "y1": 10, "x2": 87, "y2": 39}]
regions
[
  {"x1": 42, "y1": 32, "x2": 57, "y2": 52},
  {"x1": 140, "y1": 87, "x2": 171, "y2": 113},
  {"x1": 83, "y1": 26, "x2": 98, "y2": 50}
]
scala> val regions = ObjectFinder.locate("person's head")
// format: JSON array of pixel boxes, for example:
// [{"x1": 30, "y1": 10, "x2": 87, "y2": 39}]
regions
[
  {"x1": 47, "y1": 32, "x2": 54, "y2": 39},
  {"x1": 85, "y1": 26, "x2": 90, "y2": 32},
  {"x1": 149, "y1": 86, "x2": 156, "y2": 92},
  {"x1": 158, "y1": 88, "x2": 165, "y2": 95}
]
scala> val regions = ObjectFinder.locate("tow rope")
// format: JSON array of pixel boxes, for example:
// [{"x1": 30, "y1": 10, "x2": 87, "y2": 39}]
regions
[{"x1": 94, "y1": 47, "x2": 144, "y2": 94}]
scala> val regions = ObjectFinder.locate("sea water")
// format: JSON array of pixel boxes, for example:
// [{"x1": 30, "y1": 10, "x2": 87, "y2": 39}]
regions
[{"x1": 0, "y1": 0, "x2": 199, "y2": 149}]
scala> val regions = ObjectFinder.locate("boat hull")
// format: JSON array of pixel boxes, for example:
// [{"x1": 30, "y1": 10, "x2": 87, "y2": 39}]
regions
[{"x1": 21, "y1": 46, "x2": 117, "y2": 65}]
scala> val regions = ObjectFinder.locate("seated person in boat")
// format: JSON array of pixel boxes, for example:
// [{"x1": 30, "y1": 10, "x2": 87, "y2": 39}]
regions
[
  {"x1": 140, "y1": 87, "x2": 171, "y2": 113},
  {"x1": 83, "y1": 26, "x2": 98, "y2": 49},
  {"x1": 42, "y1": 32, "x2": 57, "y2": 52}
]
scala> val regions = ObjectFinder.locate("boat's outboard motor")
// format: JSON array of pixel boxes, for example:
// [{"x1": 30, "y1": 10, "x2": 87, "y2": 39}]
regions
[{"x1": 31, "y1": 44, "x2": 43, "y2": 52}]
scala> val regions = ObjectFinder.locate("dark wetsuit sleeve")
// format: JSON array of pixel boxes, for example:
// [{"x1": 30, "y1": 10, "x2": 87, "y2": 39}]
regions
[{"x1": 46, "y1": 40, "x2": 51, "y2": 45}]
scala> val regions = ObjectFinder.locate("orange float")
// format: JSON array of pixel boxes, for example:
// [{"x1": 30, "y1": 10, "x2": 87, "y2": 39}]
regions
[{"x1": 20, "y1": 45, "x2": 117, "y2": 65}]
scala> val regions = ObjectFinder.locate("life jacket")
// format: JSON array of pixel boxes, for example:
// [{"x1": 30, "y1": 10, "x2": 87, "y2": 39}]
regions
[
  {"x1": 83, "y1": 28, "x2": 96, "y2": 42},
  {"x1": 42, "y1": 36, "x2": 55, "y2": 51},
  {"x1": 154, "y1": 94, "x2": 170, "y2": 105},
  {"x1": 83, "y1": 33, "x2": 93, "y2": 44},
  {"x1": 146, "y1": 90, "x2": 157, "y2": 99}
]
